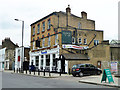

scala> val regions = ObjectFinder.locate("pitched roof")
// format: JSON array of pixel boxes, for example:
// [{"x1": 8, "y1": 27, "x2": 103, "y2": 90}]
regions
[{"x1": 62, "y1": 53, "x2": 90, "y2": 60}]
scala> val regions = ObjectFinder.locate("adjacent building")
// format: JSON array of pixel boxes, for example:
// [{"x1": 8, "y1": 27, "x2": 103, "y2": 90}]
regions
[
  {"x1": 1, "y1": 38, "x2": 18, "y2": 70},
  {"x1": 0, "y1": 48, "x2": 6, "y2": 71},
  {"x1": 15, "y1": 47, "x2": 30, "y2": 70},
  {"x1": 29, "y1": 5, "x2": 110, "y2": 73}
]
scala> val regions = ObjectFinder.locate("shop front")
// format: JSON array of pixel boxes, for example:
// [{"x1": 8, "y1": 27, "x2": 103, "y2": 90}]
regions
[{"x1": 29, "y1": 47, "x2": 63, "y2": 72}]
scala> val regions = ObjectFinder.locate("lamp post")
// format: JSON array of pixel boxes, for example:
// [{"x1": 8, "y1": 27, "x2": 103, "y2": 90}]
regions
[{"x1": 14, "y1": 19, "x2": 24, "y2": 73}]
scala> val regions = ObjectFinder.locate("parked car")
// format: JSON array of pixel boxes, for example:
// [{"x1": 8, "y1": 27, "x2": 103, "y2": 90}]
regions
[{"x1": 71, "y1": 64, "x2": 102, "y2": 77}]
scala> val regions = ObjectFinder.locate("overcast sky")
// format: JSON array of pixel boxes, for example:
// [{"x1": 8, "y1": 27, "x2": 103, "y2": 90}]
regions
[{"x1": 0, "y1": 0, "x2": 119, "y2": 47}]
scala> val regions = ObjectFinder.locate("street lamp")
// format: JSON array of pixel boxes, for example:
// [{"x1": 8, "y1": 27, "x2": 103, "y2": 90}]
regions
[{"x1": 14, "y1": 19, "x2": 24, "y2": 73}]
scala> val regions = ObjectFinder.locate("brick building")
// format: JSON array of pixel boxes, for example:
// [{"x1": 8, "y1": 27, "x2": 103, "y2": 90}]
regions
[{"x1": 29, "y1": 5, "x2": 110, "y2": 73}]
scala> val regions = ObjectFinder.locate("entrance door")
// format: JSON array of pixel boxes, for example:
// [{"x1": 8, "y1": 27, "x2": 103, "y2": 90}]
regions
[
  {"x1": 97, "y1": 61, "x2": 101, "y2": 68},
  {"x1": 61, "y1": 60, "x2": 65, "y2": 73}
]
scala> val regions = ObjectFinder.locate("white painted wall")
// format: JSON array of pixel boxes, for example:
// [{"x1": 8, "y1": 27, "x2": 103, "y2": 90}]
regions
[
  {"x1": 0, "y1": 48, "x2": 6, "y2": 71},
  {"x1": 15, "y1": 47, "x2": 24, "y2": 70}
]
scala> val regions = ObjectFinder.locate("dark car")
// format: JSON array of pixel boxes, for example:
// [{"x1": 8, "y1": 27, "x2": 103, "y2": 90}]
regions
[{"x1": 71, "y1": 64, "x2": 102, "y2": 77}]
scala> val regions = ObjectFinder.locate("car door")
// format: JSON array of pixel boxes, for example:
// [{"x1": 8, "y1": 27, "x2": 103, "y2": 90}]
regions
[
  {"x1": 84, "y1": 64, "x2": 90, "y2": 75},
  {"x1": 89, "y1": 64, "x2": 96, "y2": 75}
]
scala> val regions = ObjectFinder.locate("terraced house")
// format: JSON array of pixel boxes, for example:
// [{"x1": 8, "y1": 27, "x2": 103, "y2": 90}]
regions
[{"x1": 29, "y1": 5, "x2": 110, "y2": 73}]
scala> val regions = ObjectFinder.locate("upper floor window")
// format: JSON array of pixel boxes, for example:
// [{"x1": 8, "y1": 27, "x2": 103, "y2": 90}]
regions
[
  {"x1": 78, "y1": 22, "x2": 81, "y2": 29},
  {"x1": 33, "y1": 26, "x2": 35, "y2": 35},
  {"x1": 72, "y1": 37, "x2": 75, "y2": 44},
  {"x1": 42, "y1": 38, "x2": 45, "y2": 47},
  {"x1": 37, "y1": 24, "x2": 40, "y2": 34},
  {"x1": 47, "y1": 19, "x2": 51, "y2": 30},
  {"x1": 94, "y1": 40, "x2": 99, "y2": 46},
  {"x1": 33, "y1": 41, "x2": 35, "y2": 50},
  {"x1": 42, "y1": 22, "x2": 45, "y2": 32},
  {"x1": 78, "y1": 38, "x2": 82, "y2": 44},
  {"x1": 55, "y1": 34, "x2": 58, "y2": 45},
  {"x1": 48, "y1": 36, "x2": 51, "y2": 47},
  {"x1": 84, "y1": 38, "x2": 87, "y2": 44}
]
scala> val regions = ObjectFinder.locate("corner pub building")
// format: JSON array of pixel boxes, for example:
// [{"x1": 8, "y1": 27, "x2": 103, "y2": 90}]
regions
[{"x1": 29, "y1": 5, "x2": 110, "y2": 73}]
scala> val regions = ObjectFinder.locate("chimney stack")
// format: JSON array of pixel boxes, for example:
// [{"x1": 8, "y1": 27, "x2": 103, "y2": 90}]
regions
[
  {"x1": 81, "y1": 11, "x2": 87, "y2": 19},
  {"x1": 66, "y1": 5, "x2": 71, "y2": 15}
]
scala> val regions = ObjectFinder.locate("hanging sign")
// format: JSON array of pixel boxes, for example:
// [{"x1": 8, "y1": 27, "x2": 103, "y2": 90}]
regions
[{"x1": 101, "y1": 69, "x2": 114, "y2": 83}]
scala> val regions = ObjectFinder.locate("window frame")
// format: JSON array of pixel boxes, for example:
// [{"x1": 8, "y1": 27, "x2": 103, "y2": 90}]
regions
[
  {"x1": 48, "y1": 36, "x2": 51, "y2": 47},
  {"x1": 33, "y1": 26, "x2": 35, "y2": 36},
  {"x1": 55, "y1": 34, "x2": 58, "y2": 45},
  {"x1": 84, "y1": 38, "x2": 87, "y2": 45},
  {"x1": 42, "y1": 38, "x2": 45, "y2": 47},
  {"x1": 78, "y1": 22, "x2": 81, "y2": 29},
  {"x1": 72, "y1": 37, "x2": 75, "y2": 44},
  {"x1": 37, "y1": 24, "x2": 40, "y2": 34},
  {"x1": 42, "y1": 22, "x2": 45, "y2": 32},
  {"x1": 78, "y1": 38, "x2": 82, "y2": 44},
  {"x1": 47, "y1": 19, "x2": 51, "y2": 30}
]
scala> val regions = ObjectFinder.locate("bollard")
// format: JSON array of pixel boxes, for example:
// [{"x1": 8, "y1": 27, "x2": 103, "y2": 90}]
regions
[
  {"x1": 59, "y1": 69, "x2": 61, "y2": 76},
  {"x1": 49, "y1": 70, "x2": 51, "y2": 77},
  {"x1": 26, "y1": 69, "x2": 27, "y2": 74},
  {"x1": 14, "y1": 68, "x2": 15, "y2": 73},
  {"x1": 43, "y1": 69, "x2": 45, "y2": 76},
  {"x1": 69, "y1": 68, "x2": 70, "y2": 75},
  {"x1": 38, "y1": 69, "x2": 40, "y2": 75},
  {"x1": 29, "y1": 70, "x2": 31, "y2": 74},
  {"x1": 17, "y1": 68, "x2": 18, "y2": 73},
  {"x1": 19, "y1": 68, "x2": 20, "y2": 73},
  {"x1": 34, "y1": 70, "x2": 35, "y2": 75}
]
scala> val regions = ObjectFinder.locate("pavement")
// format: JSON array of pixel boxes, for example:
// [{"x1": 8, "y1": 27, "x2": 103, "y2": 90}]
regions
[{"x1": 3, "y1": 70, "x2": 120, "y2": 88}]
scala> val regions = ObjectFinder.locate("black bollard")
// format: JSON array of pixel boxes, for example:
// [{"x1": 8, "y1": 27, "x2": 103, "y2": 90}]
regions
[
  {"x1": 43, "y1": 69, "x2": 45, "y2": 76},
  {"x1": 60, "y1": 69, "x2": 61, "y2": 76},
  {"x1": 29, "y1": 70, "x2": 31, "y2": 74},
  {"x1": 38, "y1": 69, "x2": 40, "y2": 75},
  {"x1": 26, "y1": 69, "x2": 27, "y2": 74},
  {"x1": 49, "y1": 70, "x2": 51, "y2": 77},
  {"x1": 69, "y1": 68, "x2": 70, "y2": 75},
  {"x1": 14, "y1": 68, "x2": 15, "y2": 73},
  {"x1": 17, "y1": 68, "x2": 18, "y2": 73},
  {"x1": 34, "y1": 70, "x2": 35, "y2": 75},
  {"x1": 19, "y1": 68, "x2": 20, "y2": 73}
]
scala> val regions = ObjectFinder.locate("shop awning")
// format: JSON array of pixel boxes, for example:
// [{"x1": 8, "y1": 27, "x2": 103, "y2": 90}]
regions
[{"x1": 61, "y1": 53, "x2": 90, "y2": 60}]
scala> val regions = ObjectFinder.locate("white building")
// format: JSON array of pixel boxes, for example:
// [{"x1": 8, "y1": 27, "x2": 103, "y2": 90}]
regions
[
  {"x1": 0, "y1": 48, "x2": 6, "y2": 71},
  {"x1": 15, "y1": 47, "x2": 24, "y2": 70},
  {"x1": 15, "y1": 47, "x2": 30, "y2": 71}
]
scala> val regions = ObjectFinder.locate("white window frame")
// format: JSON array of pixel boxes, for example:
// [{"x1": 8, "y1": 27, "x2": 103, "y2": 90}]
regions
[
  {"x1": 33, "y1": 27, "x2": 35, "y2": 35},
  {"x1": 84, "y1": 38, "x2": 87, "y2": 45},
  {"x1": 42, "y1": 38, "x2": 45, "y2": 47},
  {"x1": 42, "y1": 22, "x2": 45, "y2": 32},
  {"x1": 78, "y1": 22, "x2": 81, "y2": 29},
  {"x1": 72, "y1": 37, "x2": 75, "y2": 44},
  {"x1": 37, "y1": 24, "x2": 40, "y2": 34},
  {"x1": 94, "y1": 40, "x2": 99, "y2": 46},
  {"x1": 33, "y1": 41, "x2": 35, "y2": 50},
  {"x1": 55, "y1": 34, "x2": 58, "y2": 45},
  {"x1": 47, "y1": 19, "x2": 51, "y2": 30},
  {"x1": 48, "y1": 36, "x2": 51, "y2": 47},
  {"x1": 41, "y1": 55, "x2": 43, "y2": 66},
  {"x1": 78, "y1": 38, "x2": 82, "y2": 44}
]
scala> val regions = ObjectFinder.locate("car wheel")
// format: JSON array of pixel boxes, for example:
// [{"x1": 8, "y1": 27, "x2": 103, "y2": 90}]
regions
[
  {"x1": 97, "y1": 71, "x2": 101, "y2": 75},
  {"x1": 72, "y1": 74, "x2": 76, "y2": 77},
  {"x1": 79, "y1": 72, "x2": 83, "y2": 77}
]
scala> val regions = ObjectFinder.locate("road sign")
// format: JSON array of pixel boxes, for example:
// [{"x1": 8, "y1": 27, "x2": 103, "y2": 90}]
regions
[{"x1": 101, "y1": 69, "x2": 114, "y2": 83}]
